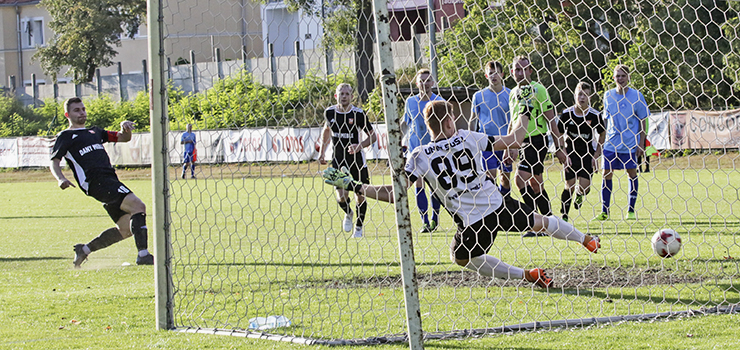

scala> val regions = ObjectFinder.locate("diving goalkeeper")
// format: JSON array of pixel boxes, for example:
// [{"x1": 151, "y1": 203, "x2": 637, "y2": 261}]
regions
[{"x1": 322, "y1": 96, "x2": 600, "y2": 288}]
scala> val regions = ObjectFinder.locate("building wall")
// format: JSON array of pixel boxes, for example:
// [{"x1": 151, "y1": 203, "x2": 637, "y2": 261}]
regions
[
  {"x1": 14, "y1": 3, "x2": 50, "y2": 84},
  {"x1": 1, "y1": 0, "x2": 264, "y2": 89},
  {"x1": 163, "y1": 0, "x2": 264, "y2": 65},
  {"x1": 0, "y1": 8, "x2": 17, "y2": 88}
]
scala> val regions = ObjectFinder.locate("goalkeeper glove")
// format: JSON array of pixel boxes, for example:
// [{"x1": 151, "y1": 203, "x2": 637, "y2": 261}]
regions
[
  {"x1": 517, "y1": 85, "x2": 535, "y2": 116},
  {"x1": 323, "y1": 167, "x2": 363, "y2": 193}
]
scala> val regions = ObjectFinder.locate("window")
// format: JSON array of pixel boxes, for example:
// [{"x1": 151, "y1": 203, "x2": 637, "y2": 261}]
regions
[{"x1": 21, "y1": 18, "x2": 44, "y2": 48}]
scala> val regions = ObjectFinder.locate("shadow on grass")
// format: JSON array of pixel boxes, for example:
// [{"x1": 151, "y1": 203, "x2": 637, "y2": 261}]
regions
[
  {"x1": 0, "y1": 214, "x2": 108, "y2": 220},
  {"x1": 0, "y1": 256, "x2": 67, "y2": 262},
  {"x1": 576, "y1": 286, "x2": 740, "y2": 307},
  {"x1": 175, "y1": 260, "x2": 444, "y2": 268}
]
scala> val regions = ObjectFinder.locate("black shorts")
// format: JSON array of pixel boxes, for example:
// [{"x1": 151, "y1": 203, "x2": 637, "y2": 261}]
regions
[
  {"x1": 564, "y1": 152, "x2": 594, "y2": 180},
  {"x1": 332, "y1": 154, "x2": 370, "y2": 184},
  {"x1": 87, "y1": 176, "x2": 133, "y2": 223},
  {"x1": 451, "y1": 196, "x2": 535, "y2": 260},
  {"x1": 517, "y1": 134, "x2": 548, "y2": 175}
]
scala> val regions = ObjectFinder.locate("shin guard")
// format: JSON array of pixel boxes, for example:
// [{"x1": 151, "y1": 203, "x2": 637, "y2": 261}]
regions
[{"x1": 130, "y1": 213, "x2": 148, "y2": 251}]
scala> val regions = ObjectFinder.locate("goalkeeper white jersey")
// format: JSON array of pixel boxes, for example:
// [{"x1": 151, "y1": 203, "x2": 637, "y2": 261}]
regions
[{"x1": 404, "y1": 129, "x2": 503, "y2": 227}]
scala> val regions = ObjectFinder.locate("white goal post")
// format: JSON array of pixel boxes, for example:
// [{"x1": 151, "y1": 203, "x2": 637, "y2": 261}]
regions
[{"x1": 148, "y1": 0, "x2": 740, "y2": 347}]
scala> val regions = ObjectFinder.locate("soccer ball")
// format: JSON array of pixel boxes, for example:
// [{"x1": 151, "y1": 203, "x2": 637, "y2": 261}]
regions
[{"x1": 651, "y1": 229, "x2": 682, "y2": 258}]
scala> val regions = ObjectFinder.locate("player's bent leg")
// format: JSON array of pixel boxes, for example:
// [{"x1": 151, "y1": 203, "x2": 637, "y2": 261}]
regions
[
  {"x1": 625, "y1": 167, "x2": 639, "y2": 218},
  {"x1": 88, "y1": 227, "x2": 126, "y2": 251},
  {"x1": 354, "y1": 194, "x2": 367, "y2": 237},
  {"x1": 560, "y1": 179, "x2": 575, "y2": 219},
  {"x1": 531, "y1": 214, "x2": 600, "y2": 253},
  {"x1": 415, "y1": 179, "x2": 432, "y2": 231},
  {"x1": 596, "y1": 169, "x2": 614, "y2": 220},
  {"x1": 499, "y1": 171, "x2": 512, "y2": 196},
  {"x1": 119, "y1": 194, "x2": 153, "y2": 265},
  {"x1": 73, "y1": 227, "x2": 128, "y2": 268},
  {"x1": 515, "y1": 169, "x2": 528, "y2": 192},
  {"x1": 120, "y1": 193, "x2": 146, "y2": 214},
  {"x1": 116, "y1": 214, "x2": 133, "y2": 238},
  {"x1": 530, "y1": 174, "x2": 552, "y2": 216},
  {"x1": 462, "y1": 254, "x2": 526, "y2": 280},
  {"x1": 335, "y1": 189, "x2": 353, "y2": 232}
]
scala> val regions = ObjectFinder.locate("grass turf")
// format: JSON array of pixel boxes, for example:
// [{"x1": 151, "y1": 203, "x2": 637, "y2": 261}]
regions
[{"x1": 1, "y1": 160, "x2": 738, "y2": 349}]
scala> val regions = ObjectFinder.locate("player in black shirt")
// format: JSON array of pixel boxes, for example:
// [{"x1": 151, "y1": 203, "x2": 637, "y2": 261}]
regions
[
  {"x1": 50, "y1": 97, "x2": 153, "y2": 268},
  {"x1": 318, "y1": 84, "x2": 377, "y2": 238},
  {"x1": 557, "y1": 82, "x2": 606, "y2": 221}
]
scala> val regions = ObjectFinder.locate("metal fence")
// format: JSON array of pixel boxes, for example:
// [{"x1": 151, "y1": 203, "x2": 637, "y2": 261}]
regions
[{"x1": 12, "y1": 34, "x2": 431, "y2": 106}]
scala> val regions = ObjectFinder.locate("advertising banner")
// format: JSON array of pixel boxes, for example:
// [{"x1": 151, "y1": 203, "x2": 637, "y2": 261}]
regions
[
  {"x1": 22, "y1": 114, "x2": 740, "y2": 168},
  {"x1": 106, "y1": 133, "x2": 153, "y2": 166},
  {"x1": 17, "y1": 137, "x2": 54, "y2": 167},
  {"x1": 669, "y1": 108, "x2": 740, "y2": 149},
  {"x1": 0, "y1": 138, "x2": 18, "y2": 168}
]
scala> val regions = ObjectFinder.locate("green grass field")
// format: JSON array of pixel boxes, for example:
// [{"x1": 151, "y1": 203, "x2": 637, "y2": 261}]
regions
[{"x1": 1, "y1": 157, "x2": 739, "y2": 349}]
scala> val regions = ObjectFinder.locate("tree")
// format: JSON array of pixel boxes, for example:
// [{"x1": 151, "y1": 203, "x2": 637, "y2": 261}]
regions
[
  {"x1": 33, "y1": 0, "x2": 146, "y2": 84},
  {"x1": 722, "y1": 3, "x2": 740, "y2": 93},
  {"x1": 286, "y1": 0, "x2": 375, "y2": 102},
  {"x1": 436, "y1": 0, "x2": 739, "y2": 111},
  {"x1": 435, "y1": 0, "x2": 644, "y2": 111},
  {"x1": 605, "y1": 0, "x2": 739, "y2": 111}
]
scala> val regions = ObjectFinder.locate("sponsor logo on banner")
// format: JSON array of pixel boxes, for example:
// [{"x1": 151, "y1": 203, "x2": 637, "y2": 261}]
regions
[
  {"x1": 670, "y1": 108, "x2": 740, "y2": 149},
  {"x1": 272, "y1": 135, "x2": 305, "y2": 153}
]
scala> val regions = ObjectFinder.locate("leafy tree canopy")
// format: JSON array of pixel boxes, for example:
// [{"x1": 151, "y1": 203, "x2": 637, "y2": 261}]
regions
[
  {"x1": 437, "y1": 0, "x2": 739, "y2": 111},
  {"x1": 34, "y1": 0, "x2": 146, "y2": 84}
]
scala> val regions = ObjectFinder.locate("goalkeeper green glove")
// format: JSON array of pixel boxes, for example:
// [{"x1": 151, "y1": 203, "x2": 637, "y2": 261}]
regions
[{"x1": 323, "y1": 167, "x2": 363, "y2": 192}]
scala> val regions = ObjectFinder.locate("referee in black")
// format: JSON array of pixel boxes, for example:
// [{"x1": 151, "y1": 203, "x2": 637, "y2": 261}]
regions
[{"x1": 50, "y1": 97, "x2": 153, "y2": 268}]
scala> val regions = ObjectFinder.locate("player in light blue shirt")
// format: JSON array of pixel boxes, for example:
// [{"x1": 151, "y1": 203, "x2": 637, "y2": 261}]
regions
[
  {"x1": 401, "y1": 68, "x2": 445, "y2": 233},
  {"x1": 469, "y1": 60, "x2": 512, "y2": 196},
  {"x1": 594, "y1": 65, "x2": 649, "y2": 221},
  {"x1": 181, "y1": 123, "x2": 196, "y2": 179}
]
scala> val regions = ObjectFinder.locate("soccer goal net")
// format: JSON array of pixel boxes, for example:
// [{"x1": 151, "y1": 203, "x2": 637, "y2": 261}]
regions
[{"x1": 148, "y1": 0, "x2": 740, "y2": 346}]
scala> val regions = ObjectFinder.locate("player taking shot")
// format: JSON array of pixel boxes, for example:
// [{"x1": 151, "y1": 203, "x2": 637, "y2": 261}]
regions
[
  {"x1": 322, "y1": 92, "x2": 600, "y2": 288},
  {"x1": 50, "y1": 97, "x2": 154, "y2": 268}
]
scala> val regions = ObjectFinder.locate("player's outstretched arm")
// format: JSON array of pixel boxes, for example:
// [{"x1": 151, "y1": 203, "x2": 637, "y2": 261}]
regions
[
  {"x1": 322, "y1": 167, "x2": 396, "y2": 203},
  {"x1": 117, "y1": 121, "x2": 135, "y2": 142},
  {"x1": 50, "y1": 158, "x2": 75, "y2": 190},
  {"x1": 493, "y1": 101, "x2": 531, "y2": 150}
]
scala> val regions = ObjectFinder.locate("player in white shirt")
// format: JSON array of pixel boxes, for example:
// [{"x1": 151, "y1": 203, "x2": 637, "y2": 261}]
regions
[{"x1": 323, "y1": 97, "x2": 601, "y2": 288}]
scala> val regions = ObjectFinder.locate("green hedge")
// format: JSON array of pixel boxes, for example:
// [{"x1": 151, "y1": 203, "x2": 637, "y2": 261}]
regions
[{"x1": 0, "y1": 71, "x2": 355, "y2": 136}]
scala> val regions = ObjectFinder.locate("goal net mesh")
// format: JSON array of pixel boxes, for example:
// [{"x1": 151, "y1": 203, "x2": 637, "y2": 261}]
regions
[{"x1": 154, "y1": 0, "x2": 740, "y2": 344}]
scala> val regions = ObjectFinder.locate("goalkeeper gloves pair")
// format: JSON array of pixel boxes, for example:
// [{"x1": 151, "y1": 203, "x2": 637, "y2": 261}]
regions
[{"x1": 323, "y1": 167, "x2": 363, "y2": 193}]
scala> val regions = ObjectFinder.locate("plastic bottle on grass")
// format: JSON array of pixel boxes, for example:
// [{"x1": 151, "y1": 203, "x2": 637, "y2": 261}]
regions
[{"x1": 248, "y1": 315, "x2": 291, "y2": 330}]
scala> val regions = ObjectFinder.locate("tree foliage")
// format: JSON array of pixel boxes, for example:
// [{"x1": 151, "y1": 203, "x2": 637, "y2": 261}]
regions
[
  {"x1": 606, "y1": 0, "x2": 737, "y2": 110},
  {"x1": 34, "y1": 0, "x2": 146, "y2": 84},
  {"x1": 0, "y1": 96, "x2": 48, "y2": 137},
  {"x1": 0, "y1": 92, "x2": 150, "y2": 137},
  {"x1": 168, "y1": 71, "x2": 353, "y2": 130},
  {"x1": 437, "y1": 0, "x2": 739, "y2": 111},
  {"x1": 284, "y1": 0, "x2": 375, "y2": 101}
]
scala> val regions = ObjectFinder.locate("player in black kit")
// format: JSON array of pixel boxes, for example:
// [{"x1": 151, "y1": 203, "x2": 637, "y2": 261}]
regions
[
  {"x1": 557, "y1": 82, "x2": 606, "y2": 221},
  {"x1": 318, "y1": 84, "x2": 377, "y2": 238},
  {"x1": 50, "y1": 97, "x2": 153, "y2": 268}
]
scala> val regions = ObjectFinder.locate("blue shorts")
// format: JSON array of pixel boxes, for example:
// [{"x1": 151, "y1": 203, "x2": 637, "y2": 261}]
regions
[
  {"x1": 183, "y1": 151, "x2": 194, "y2": 163},
  {"x1": 482, "y1": 150, "x2": 512, "y2": 172},
  {"x1": 602, "y1": 149, "x2": 637, "y2": 170}
]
